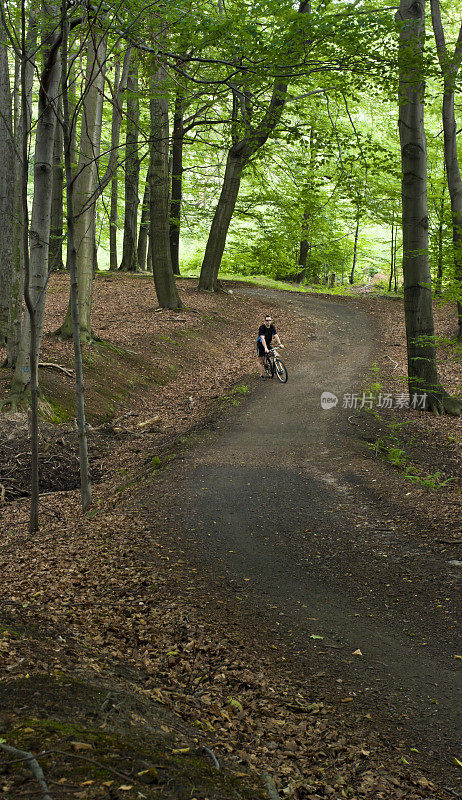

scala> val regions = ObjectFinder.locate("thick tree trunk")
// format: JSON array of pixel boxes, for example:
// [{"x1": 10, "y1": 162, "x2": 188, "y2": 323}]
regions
[
  {"x1": 7, "y1": 13, "x2": 37, "y2": 367},
  {"x1": 397, "y1": 0, "x2": 460, "y2": 415},
  {"x1": 57, "y1": 33, "x2": 107, "y2": 340},
  {"x1": 349, "y1": 217, "x2": 360, "y2": 284},
  {"x1": 49, "y1": 97, "x2": 64, "y2": 271},
  {"x1": 169, "y1": 90, "x2": 184, "y2": 276},
  {"x1": 0, "y1": 42, "x2": 14, "y2": 345},
  {"x1": 430, "y1": 2, "x2": 462, "y2": 337},
  {"x1": 137, "y1": 174, "x2": 150, "y2": 271},
  {"x1": 10, "y1": 2, "x2": 61, "y2": 402},
  {"x1": 149, "y1": 63, "x2": 182, "y2": 309},
  {"x1": 198, "y1": 152, "x2": 244, "y2": 291},
  {"x1": 119, "y1": 59, "x2": 139, "y2": 272}
]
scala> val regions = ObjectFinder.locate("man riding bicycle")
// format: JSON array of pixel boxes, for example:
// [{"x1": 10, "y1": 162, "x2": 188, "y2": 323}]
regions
[{"x1": 257, "y1": 314, "x2": 283, "y2": 378}]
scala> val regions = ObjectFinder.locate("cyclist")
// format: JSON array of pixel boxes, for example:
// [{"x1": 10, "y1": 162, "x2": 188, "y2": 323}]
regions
[{"x1": 257, "y1": 314, "x2": 283, "y2": 378}]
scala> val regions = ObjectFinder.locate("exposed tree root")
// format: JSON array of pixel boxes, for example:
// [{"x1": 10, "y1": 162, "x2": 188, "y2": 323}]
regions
[{"x1": 0, "y1": 742, "x2": 53, "y2": 800}]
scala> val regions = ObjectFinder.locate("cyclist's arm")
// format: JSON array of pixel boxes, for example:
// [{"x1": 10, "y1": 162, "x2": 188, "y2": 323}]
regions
[
  {"x1": 258, "y1": 335, "x2": 269, "y2": 353},
  {"x1": 274, "y1": 333, "x2": 282, "y2": 346}
]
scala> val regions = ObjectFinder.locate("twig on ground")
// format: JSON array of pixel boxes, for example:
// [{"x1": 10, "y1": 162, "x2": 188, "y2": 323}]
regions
[
  {"x1": 202, "y1": 746, "x2": 219, "y2": 769},
  {"x1": 51, "y1": 749, "x2": 136, "y2": 783},
  {"x1": 262, "y1": 771, "x2": 280, "y2": 800},
  {"x1": 38, "y1": 362, "x2": 73, "y2": 377},
  {"x1": 0, "y1": 484, "x2": 5, "y2": 503},
  {"x1": 386, "y1": 355, "x2": 398, "y2": 371},
  {"x1": 0, "y1": 743, "x2": 53, "y2": 800}
]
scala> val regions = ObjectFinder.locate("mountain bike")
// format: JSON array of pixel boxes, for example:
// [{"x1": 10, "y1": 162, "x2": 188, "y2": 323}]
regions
[{"x1": 264, "y1": 347, "x2": 288, "y2": 383}]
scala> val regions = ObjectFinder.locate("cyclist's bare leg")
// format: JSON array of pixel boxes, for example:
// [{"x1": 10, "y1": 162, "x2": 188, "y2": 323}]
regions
[{"x1": 257, "y1": 355, "x2": 265, "y2": 376}]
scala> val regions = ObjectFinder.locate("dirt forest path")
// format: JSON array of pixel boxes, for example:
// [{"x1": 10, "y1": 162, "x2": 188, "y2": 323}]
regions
[{"x1": 165, "y1": 288, "x2": 461, "y2": 778}]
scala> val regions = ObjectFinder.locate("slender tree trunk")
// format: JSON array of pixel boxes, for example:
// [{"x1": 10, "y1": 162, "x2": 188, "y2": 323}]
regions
[
  {"x1": 430, "y1": 1, "x2": 462, "y2": 337},
  {"x1": 297, "y1": 207, "x2": 309, "y2": 283},
  {"x1": 119, "y1": 58, "x2": 139, "y2": 272},
  {"x1": 393, "y1": 224, "x2": 398, "y2": 292},
  {"x1": 49, "y1": 97, "x2": 64, "y2": 272},
  {"x1": 349, "y1": 217, "x2": 360, "y2": 284},
  {"x1": 109, "y1": 174, "x2": 118, "y2": 270},
  {"x1": 397, "y1": 0, "x2": 460, "y2": 415},
  {"x1": 388, "y1": 217, "x2": 395, "y2": 292},
  {"x1": 7, "y1": 14, "x2": 37, "y2": 367},
  {"x1": 146, "y1": 232, "x2": 152, "y2": 272},
  {"x1": 61, "y1": 3, "x2": 91, "y2": 511},
  {"x1": 57, "y1": 32, "x2": 107, "y2": 340},
  {"x1": 169, "y1": 90, "x2": 184, "y2": 275},
  {"x1": 108, "y1": 60, "x2": 121, "y2": 272},
  {"x1": 149, "y1": 62, "x2": 182, "y2": 309},
  {"x1": 137, "y1": 173, "x2": 150, "y2": 271},
  {"x1": 10, "y1": 0, "x2": 62, "y2": 404},
  {"x1": 0, "y1": 41, "x2": 14, "y2": 345},
  {"x1": 435, "y1": 177, "x2": 445, "y2": 297}
]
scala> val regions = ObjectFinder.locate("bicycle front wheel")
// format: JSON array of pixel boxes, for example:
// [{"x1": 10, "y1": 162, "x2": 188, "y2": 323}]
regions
[
  {"x1": 274, "y1": 357, "x2": 288, "y2": 383},
  {"x1": 264, "y1": 356, "x2": 274, "y2": 378}
]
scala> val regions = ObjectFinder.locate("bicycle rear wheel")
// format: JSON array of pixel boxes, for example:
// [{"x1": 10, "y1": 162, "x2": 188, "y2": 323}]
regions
[{"x1": 274, "y1": 357, "x2": 288, "y2": 383}]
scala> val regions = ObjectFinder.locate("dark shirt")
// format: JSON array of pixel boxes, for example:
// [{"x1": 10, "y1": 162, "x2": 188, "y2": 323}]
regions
[{"x1": 258, "y1": 323, "x2": 276, "y2": 349}]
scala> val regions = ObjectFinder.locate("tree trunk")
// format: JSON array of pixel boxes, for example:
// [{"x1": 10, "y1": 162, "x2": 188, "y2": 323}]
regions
[
  {"x1": 297, "y1": 207, "x2": 309, "y2": 283},
  {"x1": 388, "y1": 217, "x2": 394, "y2": 292},
  {"x1": 119, "y1": 59, "x2": 139, "y2": 272},
  {"x1": 57, "y1": 33, "x2": 107, "y2": 340},
  {"x1": 169, "y1": 90, "x2": 184, "y2": 276},
  {"x1": 430, "y1": 1, "x2": 462, "y2": 337},
  {"x1": 61, "y1": 5, "x2": 91, "y2": 512},
  {"x1": 198, "y1": 152, "x2": 245, "y2": 291},
  {"x1": 137, "y1": 173, "x2": 150, "y2": 271},
  {"x1": 198, "y1": 0, "x2": 310, "y2": 292},
  {"x1": 49, "y1": 97, "x2": 64, "y2": 271},
  {"x1": 6, "y1": 13, "x2": 37, "y2": 367},
  {"x1": 0, "y1": 41, "x2": 14, "y2": 345},
  {"x1": 10, "y1": 1, "x2": 62, "y2": 403},
  {"x1": 149, "y1": 63, "x2": 182, "y2": 309},
  {"x1": 349, "y1": 217, "x2": 360, "y2": 284},
  {"x1": 108, "y1": 59, "x2": 121, "y2": 272},
  {"x1": 435, "y1": 177, "x2": 445, "y2": 297},
  {"x1": 397, "y1": 0, "x2": 460, "y2": 415}
]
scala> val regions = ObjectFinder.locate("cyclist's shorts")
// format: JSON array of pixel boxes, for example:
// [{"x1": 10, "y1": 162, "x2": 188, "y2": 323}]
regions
[{"x1": 257, "y1": 341, "x2": 266, "y2": 357}]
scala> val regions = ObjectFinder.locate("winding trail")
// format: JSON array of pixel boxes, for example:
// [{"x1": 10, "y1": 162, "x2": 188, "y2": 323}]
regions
[{"x1": 168, "y1": 289, "x2": 461, "y2": 776}]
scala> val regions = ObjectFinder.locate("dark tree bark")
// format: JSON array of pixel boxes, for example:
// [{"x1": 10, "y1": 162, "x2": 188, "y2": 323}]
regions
[
  {"x1": 169, "y1": 89, "x2": 184, "y2": 275},
  {"x1": 49, "y1": 97, "x2": 64, "y2": 271},
  {"x1": 149, "y1": 61, "x2": 182, "y2": 309},
  {"x1": 0, "y1": 40, "x2": 14, "y2": 345},
  {"x1": 430, "y1": 1, "x2": 462, "y2": 338},
  {"x1": 119, "y1": 58, "x2": 140, "y2": 272},
  {"x1": 137, "y1": 172, "x2": 150, "y2": 271},
  {"x1": 397, "y1": 0, "x2": 461, "y2": 415}
]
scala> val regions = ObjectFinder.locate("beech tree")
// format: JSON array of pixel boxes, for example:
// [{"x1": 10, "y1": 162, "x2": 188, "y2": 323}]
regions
[
  {"x1": 397, "y1": 0, "x2": 461, "y2": 415},
  {"x1": 430, "y1": 0, "x2": 462, "y2": 338}
]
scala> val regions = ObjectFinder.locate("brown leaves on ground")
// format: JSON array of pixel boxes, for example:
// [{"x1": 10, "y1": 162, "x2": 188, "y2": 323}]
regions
[{"x1": 0, "y1": 276, "x2": 460, "y2": 799}]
